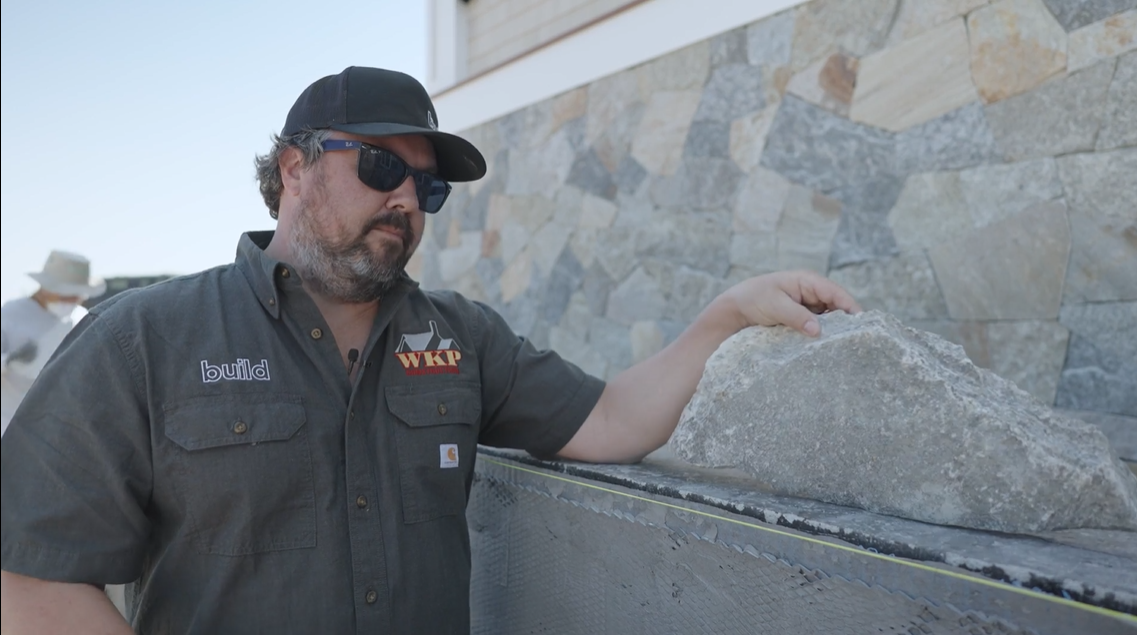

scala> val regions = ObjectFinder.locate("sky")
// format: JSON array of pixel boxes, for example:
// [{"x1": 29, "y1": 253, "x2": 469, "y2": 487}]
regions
[{"x1": 1, "y1": 0, "x2": 427, "y2": 304}]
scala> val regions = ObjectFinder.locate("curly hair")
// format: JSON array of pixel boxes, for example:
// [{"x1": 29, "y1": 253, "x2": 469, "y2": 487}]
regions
[{"x1": 254, "y1": 128, "x2": 332, "y2": 219}]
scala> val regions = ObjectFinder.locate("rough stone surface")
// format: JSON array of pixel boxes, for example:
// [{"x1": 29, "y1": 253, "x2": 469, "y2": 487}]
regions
[
  {"x1": 775, "y1": 186, "x2": 842, "y2": 273},
  {"x1": 826, "y1": 177, "x2": 905, "y2": 268},
  {"x1": 1059, "y1": 409, "x2": 1137, "y2": 462},
  {"x1": 1041, "y1": 0, "x2": 1137, "y2": 31},
  {"x1": 746, "y1": 9, "x2": 795, "y2": 67},
  {"x1": 732, "y1": 168, "x2": 791, "y2": 233},
  {"x1": 828, "y1": 252, "x2": 949, "y2": 320},
  {"x1": 1098, "y1": 51, "x2": 1137, "y2": 150},
  {"x1": 670, "y1": 310, "x2": 1137, "y2": 532},
  {"x1": 968, "y1": 0, "x2": 1069, "y2": 104},
  {"x1": 1067, "y1": 9, "x2": 1137, "y2": 70},
  {"x1": 785, "y1": 54, "x2": 859, "y2": 117},
  {"x1": 634, "y1": 41, "x2": 710, "y2": 101},
  {"x1": 886, "y1": 0, "x2": 990, "y2": 44},
  {"x1": 888, "y1": 172, "x2": 971, "y2": 252},
  {"x1": 630, "y1": 90, "x2": 703, "y2": 176},
  {"x1": 1057, "y1": 148, "x2": 1137, "y2": 303},
  {"x1": 985, "y1": 59, "x2": 1116, "y2": 160},
  {"x1": 893, "y1": 102, "x2": 1001, "y2": 173},
  {"x1": 694, "y1": 64, "x2": 766, "y2": 123},
  {"x1": 929, "y1": 200, "x2": 1070, "y2": 320},
  {"x1": 790, "y1": 0, "x2": 899, "y2": 71},
  {"x1": 1057, "y1": 302, "x2": 1137, "y2": 417},
  {"x1": 728, "y1": 105, "x2": 779, "y2": 174},
  {"x1": 851, "y1": 18, "x2": 978, "y2": 131}
]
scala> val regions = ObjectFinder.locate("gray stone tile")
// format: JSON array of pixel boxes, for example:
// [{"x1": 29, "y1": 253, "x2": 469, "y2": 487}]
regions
[
  {"x1": 502, "y1": 282, "x2": 541, "y2": 337},
  {"x1": 760, "y1": 96, "x2": 898, "y2": 194},
  {"x1": 776, "y1": 186, "x2": 843, "y2": 274},
  {"x1": 905, "y1": 319, "x2": 991, "y2": 368},
  {"x1": 505, "y1": 129, "x2": 575, "y2": 197},
  {"x1": 592, "y1": 102, "x2": 646, "y2": 174},
  {"x1": 959, "y1": 157, "x2": 1064, "y2": 228},
  {"x1": 649, "y1": 158, "x2": 744, "y2": 211},
  {"x1": 595, "y1": 227, "x2": 638, "y2": 283},
  {"x1": 581, "y1": 262, "x2": 613, "y2": 317},
  {"x1": 475, "y1": 258, "x2": 504, "y2": 303},
  {"x1": 929, "y1": 200, "x2": 1071, "y2": 320},
  {"x1": 566, "y1": 149, "x2": 616, "y2": 200},
  {"x1": 791, "y1": 0, "x2": 899, "y2": 70},
  {"x1": 635, "y1": 41, "x2": 710, "y2": 99},
  {"x1": 888, "y1": 172, "x2": 971, "y2": 253},
  {"x1": 589, "y1": 317, "x2": 633, "y2": 371},
  {"x1": 683, "y1": 121, "x2": 732, "y2": 159},
  {"x1": 986, "y1": 59, "x2": 1117, "y2": 161},
  {"x1": 461, "y1": 184, "x2": 493, "y2": 231},
  {"x1": 497, "y1": 109, "x2": 527, "y2": 149},
  {"x1": 709, "y1": 27, "x2": 748, "y2": 67},
  {"x1": 638, "y1": 260, "x2": 729, "y2": 324},
  {"x1": 986, "y1": 320, "x2": 1071, "y2": 406},
  {"x1": 635, "y1": 212, "x2": 733, "y2": 277},
  {"x1": 894, "y1": 102, "x2": 1001, "y2": 174},
  {"x1": 1057, "y1": 301, "x2": 1137, "y2": 416},
  {"x1": 606, "y1": 266, "x2": 668, "y2": 325},
  {"x1": 694, "y1": 64, "x2": 767, "y2": 122},
  {"x1": 827, "y1": 177, "x2": 906, "y2": 268},
  {"x1": 1058, "y1": 148, "x2": 1137, "y2": 303},
  {"x1": 613, "y1": 156, "x2": 648, "y2": 197},
  {"x1": 747, "y1": 9, "x2": 795, "y2": 67},
  {"x1": 829, "y1": 252, "x2": 949, "y2": 320},
  {"x1": 1098, "y1": 51, "x2": 1137, "y2": 151},
  {"x1": 540, "y1": 248, "x2": 586, "y2": 324},
  {"x1": 1041, "y1": 0, "x2": 1137, "y2": 31}
]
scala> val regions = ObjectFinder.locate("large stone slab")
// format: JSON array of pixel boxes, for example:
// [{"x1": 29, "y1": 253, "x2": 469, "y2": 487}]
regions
[
  {"x1": 1067, "y1": 9, "x2": 1137, "y2": 71},
  {"x1": 886, "y1": 0, "x2": 990, "y2": 44},
  {"x1": 985, "y1": 59, "x2": 1116, "y2": 161},
  {"x1": 1057, "y1": 148, "x2": 1137, "y2": 303},
  {"x1": 850, "y1": 18, "x2": 979, "y2": 131},
  {"x1": 892, "y1": 102, "x2": 1001, "y2": 174},
  {"x1": 828, "y1": 252, "x2": 949, "y2": 320},
  {"x1": 630, "y1": 90, "x2": 703, "y2": 176},
  {"x1": 1040, "y1": 0, "x2": 1137, "y2": 31},
  {"x1": 1098, "y1": 51, "x2": 1137, "y2": 150},
  {"x1": 790, "y1": 0, "x2": 899, "y2": 71},
  {"x1": 928, "y1": 200, "x2": 1070, "y2": 320},
  {"x1": 968, "y1": 0, "x2": 1068, "y2": 104},
  {"x1": 986, "y1": 320, "x2": 1070, "y2": 406},
  {"x1": 670, "y1": 310, "x2": 1137, "y2": 532},
  {"x1": 1057, "y1": 301, "x2": 1137, "y2": 417}
]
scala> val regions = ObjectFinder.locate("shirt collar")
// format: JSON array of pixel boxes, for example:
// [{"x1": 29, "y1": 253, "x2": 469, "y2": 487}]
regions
[{"x1": 234, "y1": 230, "x2": 421, "y2": 319}]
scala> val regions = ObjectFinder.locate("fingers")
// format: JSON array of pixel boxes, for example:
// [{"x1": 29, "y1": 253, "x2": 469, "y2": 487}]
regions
[
  {"x1": 772, "y1": 292, "x2": 823, "y2": 337},
  {"x1": 793, "y1": 272, "x2": 862, "y2": 315}
]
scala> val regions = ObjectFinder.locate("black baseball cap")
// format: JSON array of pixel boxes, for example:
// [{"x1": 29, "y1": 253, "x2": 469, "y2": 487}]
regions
[{"x1": 283, "y1": 66, "x2": 486, "y2": 182}]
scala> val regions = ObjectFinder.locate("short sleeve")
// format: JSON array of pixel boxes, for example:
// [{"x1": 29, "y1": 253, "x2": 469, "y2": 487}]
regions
[
  {"x1": 1, "y1": 313, "x2": 152, "y2": 585},
  {"x1": 469, "y1": 300, "x2": 606, "y2": 457}
]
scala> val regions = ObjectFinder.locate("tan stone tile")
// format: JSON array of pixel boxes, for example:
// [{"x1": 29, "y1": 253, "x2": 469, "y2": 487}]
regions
[
  {"x1": 586, "y1": 70, "x2": 640, "y2": 145},
  {"x1": 579, "y1": 194, "x2": 618, "y2": 230},
  {"x1": 889, "y1": 172, "x2": 972, "y2": 252},
  {"x1": 968, "y1": 0, "x2": 1068, "y2": 104},
  {"x1": 438, "y1": 231, "x2": 483, "y2": 283},
  {"x1": 635, "y1": 40, "x2": 711, "y2": 102},
  {"x1": 728, "y1": 104, "x2": 779, "y2": 173},
  {"x1": 486, "y1": 194, "x2": 511, "y2": 232},
  {"x1": 480, "y1": 230, "x2": 501, "y2": 259},
  {"x1": 929, "y1": 200, "x2": 1070, "y2": 319},
  {"x1": 500, "y1": 248, "x2": 532, "y2": 302},
  {"x1": 630, "y1": 90, "x2": 702, "y2": 176},
  {"x1": 851, "y1": 18, "x2": 978, "y2": 131},
  {"x1": 776, "y1": 186, "x2": 842, "y2": 274},
  {"x1": 886, "y1": 0, "x2": 989, "y2": 45},
  {"x1": 551, "y1": 86, "x2": 589, "y2": 130},
  {"x1": 733, "y1": 167, "x2": 792, "y2": 233},
  {"x1": 987, "y1": 320, "x2": 1070, "y2": 405},
  {"x1": 1068, "y1": 10, "x2": 1137, "y2": 72},
  {"x1": 790, "y1": 0, "x2": 899, "y2": 71},
  {"x1": 786, "y1": 53, "x2": 860, "y2": 117}
]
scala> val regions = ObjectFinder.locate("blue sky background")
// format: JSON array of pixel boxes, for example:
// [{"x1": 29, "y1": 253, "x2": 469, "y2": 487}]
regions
[{"x1": 1, "y1": 0, "x2": 427, "y2": 304}]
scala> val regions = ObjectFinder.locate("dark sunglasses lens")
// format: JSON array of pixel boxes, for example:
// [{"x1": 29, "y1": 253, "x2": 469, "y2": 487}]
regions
[
  {"x1": 418, "y1": 177, "x2": 451, "y2": 214},
  {"x1": 358, "y1": 147, "x2": 407, "y2": 192}
]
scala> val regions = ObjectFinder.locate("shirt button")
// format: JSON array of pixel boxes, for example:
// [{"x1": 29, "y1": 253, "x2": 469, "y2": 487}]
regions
[
  {"x1": 280, "y1": 267, "x2": 291, "y2": 279},
  {"x1": 365, "y1": 590, "x2": 378, "y2": 605},
  {"x1": 356, "y1": 495, "x2": 368, "y2": 509},
  {"x1": 310, "y1": 328, "x2": 323, "y2": 340},
  {"x1": 233, "y1": 421, "x2": 248, "y2": 435},
  {"x1": 349, "y1": 411, "x2": 356, "y2": 419},
  {"x1": 437, "y1": 403, "x2": 448, "y2": 416},
  {"x1": 268, "y1": 298, "x2": 276, "y2": 306}
]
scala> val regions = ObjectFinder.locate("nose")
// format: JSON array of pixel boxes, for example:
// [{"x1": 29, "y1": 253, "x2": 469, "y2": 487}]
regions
[{"x1": 385, "y1": 173, "x2": 421, "y2": 214}]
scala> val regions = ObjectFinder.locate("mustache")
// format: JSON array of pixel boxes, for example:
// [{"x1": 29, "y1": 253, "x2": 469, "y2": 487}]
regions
[{"x1": 362, "y1": 211, "x2": 413, "y2": 249}]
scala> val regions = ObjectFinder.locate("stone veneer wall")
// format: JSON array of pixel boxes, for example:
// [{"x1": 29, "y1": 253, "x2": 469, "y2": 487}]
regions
[{"x1": 409, "y1": 0, "x2": 1136, "y2": 421}]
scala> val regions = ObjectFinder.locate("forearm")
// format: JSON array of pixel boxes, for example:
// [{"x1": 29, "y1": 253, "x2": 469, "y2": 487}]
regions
[
  {"x1": 559, "y1": 295, "x2": 743, "y2": 463},
  {"x1": 0, "y1": 571, "x2": 131, "y2": 635}
]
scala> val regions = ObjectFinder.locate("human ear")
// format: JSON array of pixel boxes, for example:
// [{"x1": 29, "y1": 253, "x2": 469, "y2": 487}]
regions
[{"x1": 279, "y1": 147, "x2": 305, "y2": 197}]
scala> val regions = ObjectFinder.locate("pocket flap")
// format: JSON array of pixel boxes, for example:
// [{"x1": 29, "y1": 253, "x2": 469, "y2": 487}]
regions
[
  {"x1": 386, "y1": 383, "x2": 481, "y2": 427},
  {"x1": 164, "y1": 394, "x2": 306, "y2": 451}
]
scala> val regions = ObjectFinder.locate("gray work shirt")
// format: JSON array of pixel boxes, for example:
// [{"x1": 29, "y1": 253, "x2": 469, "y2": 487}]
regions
[{"x1": 1, "y1": 231, "x2": 605, "y2": 634}]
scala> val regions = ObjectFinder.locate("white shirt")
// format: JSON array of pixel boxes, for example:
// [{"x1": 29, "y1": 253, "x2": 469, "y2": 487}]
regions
[{"x1": 1, "y1": 297, "x2": 83, "y2": 436}]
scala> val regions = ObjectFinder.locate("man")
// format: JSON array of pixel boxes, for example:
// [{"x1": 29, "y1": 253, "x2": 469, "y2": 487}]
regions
[
  {"x1": 1, "y1": 250, "x2": 103, "y2": 438},
  {"x1": 0, "y1": 67, "x2": 860, "y2": 634}
]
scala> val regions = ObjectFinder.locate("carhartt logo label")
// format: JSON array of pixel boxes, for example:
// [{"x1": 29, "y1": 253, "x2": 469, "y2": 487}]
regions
[
  {"x1": 440, "y1": 444, "x2": 459, "y2": 469},
  {"x1": 426, "y1": 110, "x2": 438, "y2": 131},
  {"x1": 201, "y1": 359, "x2": 271, "y2": 383},
  {"x1": 394, "y1": 321, "x2": 462, "y2": 376}
]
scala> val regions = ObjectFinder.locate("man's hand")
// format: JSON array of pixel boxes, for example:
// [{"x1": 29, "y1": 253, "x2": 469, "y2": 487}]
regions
[
  {"x1": 6, "y1": 341, "x2": 37, "y2": 366},
  {"x1": 722, "y1": 270, "x2": 862, "y2": 337}
]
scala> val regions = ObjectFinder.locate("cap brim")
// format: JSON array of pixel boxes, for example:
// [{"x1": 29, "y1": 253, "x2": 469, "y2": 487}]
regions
[{"x1": 330, "y1": 122, "x2": 487, "y2": 182}]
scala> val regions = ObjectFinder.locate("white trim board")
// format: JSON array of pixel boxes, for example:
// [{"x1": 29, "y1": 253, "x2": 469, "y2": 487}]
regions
[{"x1": 432, "y1": 0, "x2": 806, "y2": 133}]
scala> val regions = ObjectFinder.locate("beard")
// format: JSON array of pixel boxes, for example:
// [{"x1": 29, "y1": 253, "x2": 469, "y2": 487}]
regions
[{"x1": 289, "y1": 183, "x2": 415, "y2": 304}]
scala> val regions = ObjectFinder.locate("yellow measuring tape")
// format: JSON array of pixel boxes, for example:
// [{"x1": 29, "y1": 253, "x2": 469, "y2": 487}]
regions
[{"x1": 483, "y1": 457, "x2": 1137, "y2": 625}]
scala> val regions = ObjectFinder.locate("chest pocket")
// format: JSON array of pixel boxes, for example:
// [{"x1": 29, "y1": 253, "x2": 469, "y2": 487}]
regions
[
  {"x1": 162, "y1": 394, "x2": 315, "y2": 556},
  {"x1": 387, "y1": 383, "x2": 482, "y2": 524}
]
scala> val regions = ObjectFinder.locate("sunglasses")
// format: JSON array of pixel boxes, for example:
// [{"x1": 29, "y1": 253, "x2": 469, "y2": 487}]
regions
[{"x1": 320, "y1": 139, "x2": 452, "y2": 214}]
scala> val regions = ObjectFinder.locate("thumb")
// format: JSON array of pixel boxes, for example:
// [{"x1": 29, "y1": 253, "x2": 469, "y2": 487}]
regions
[{"x1": 774, "y1": 294, "x2": 821, "y2": 337}]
